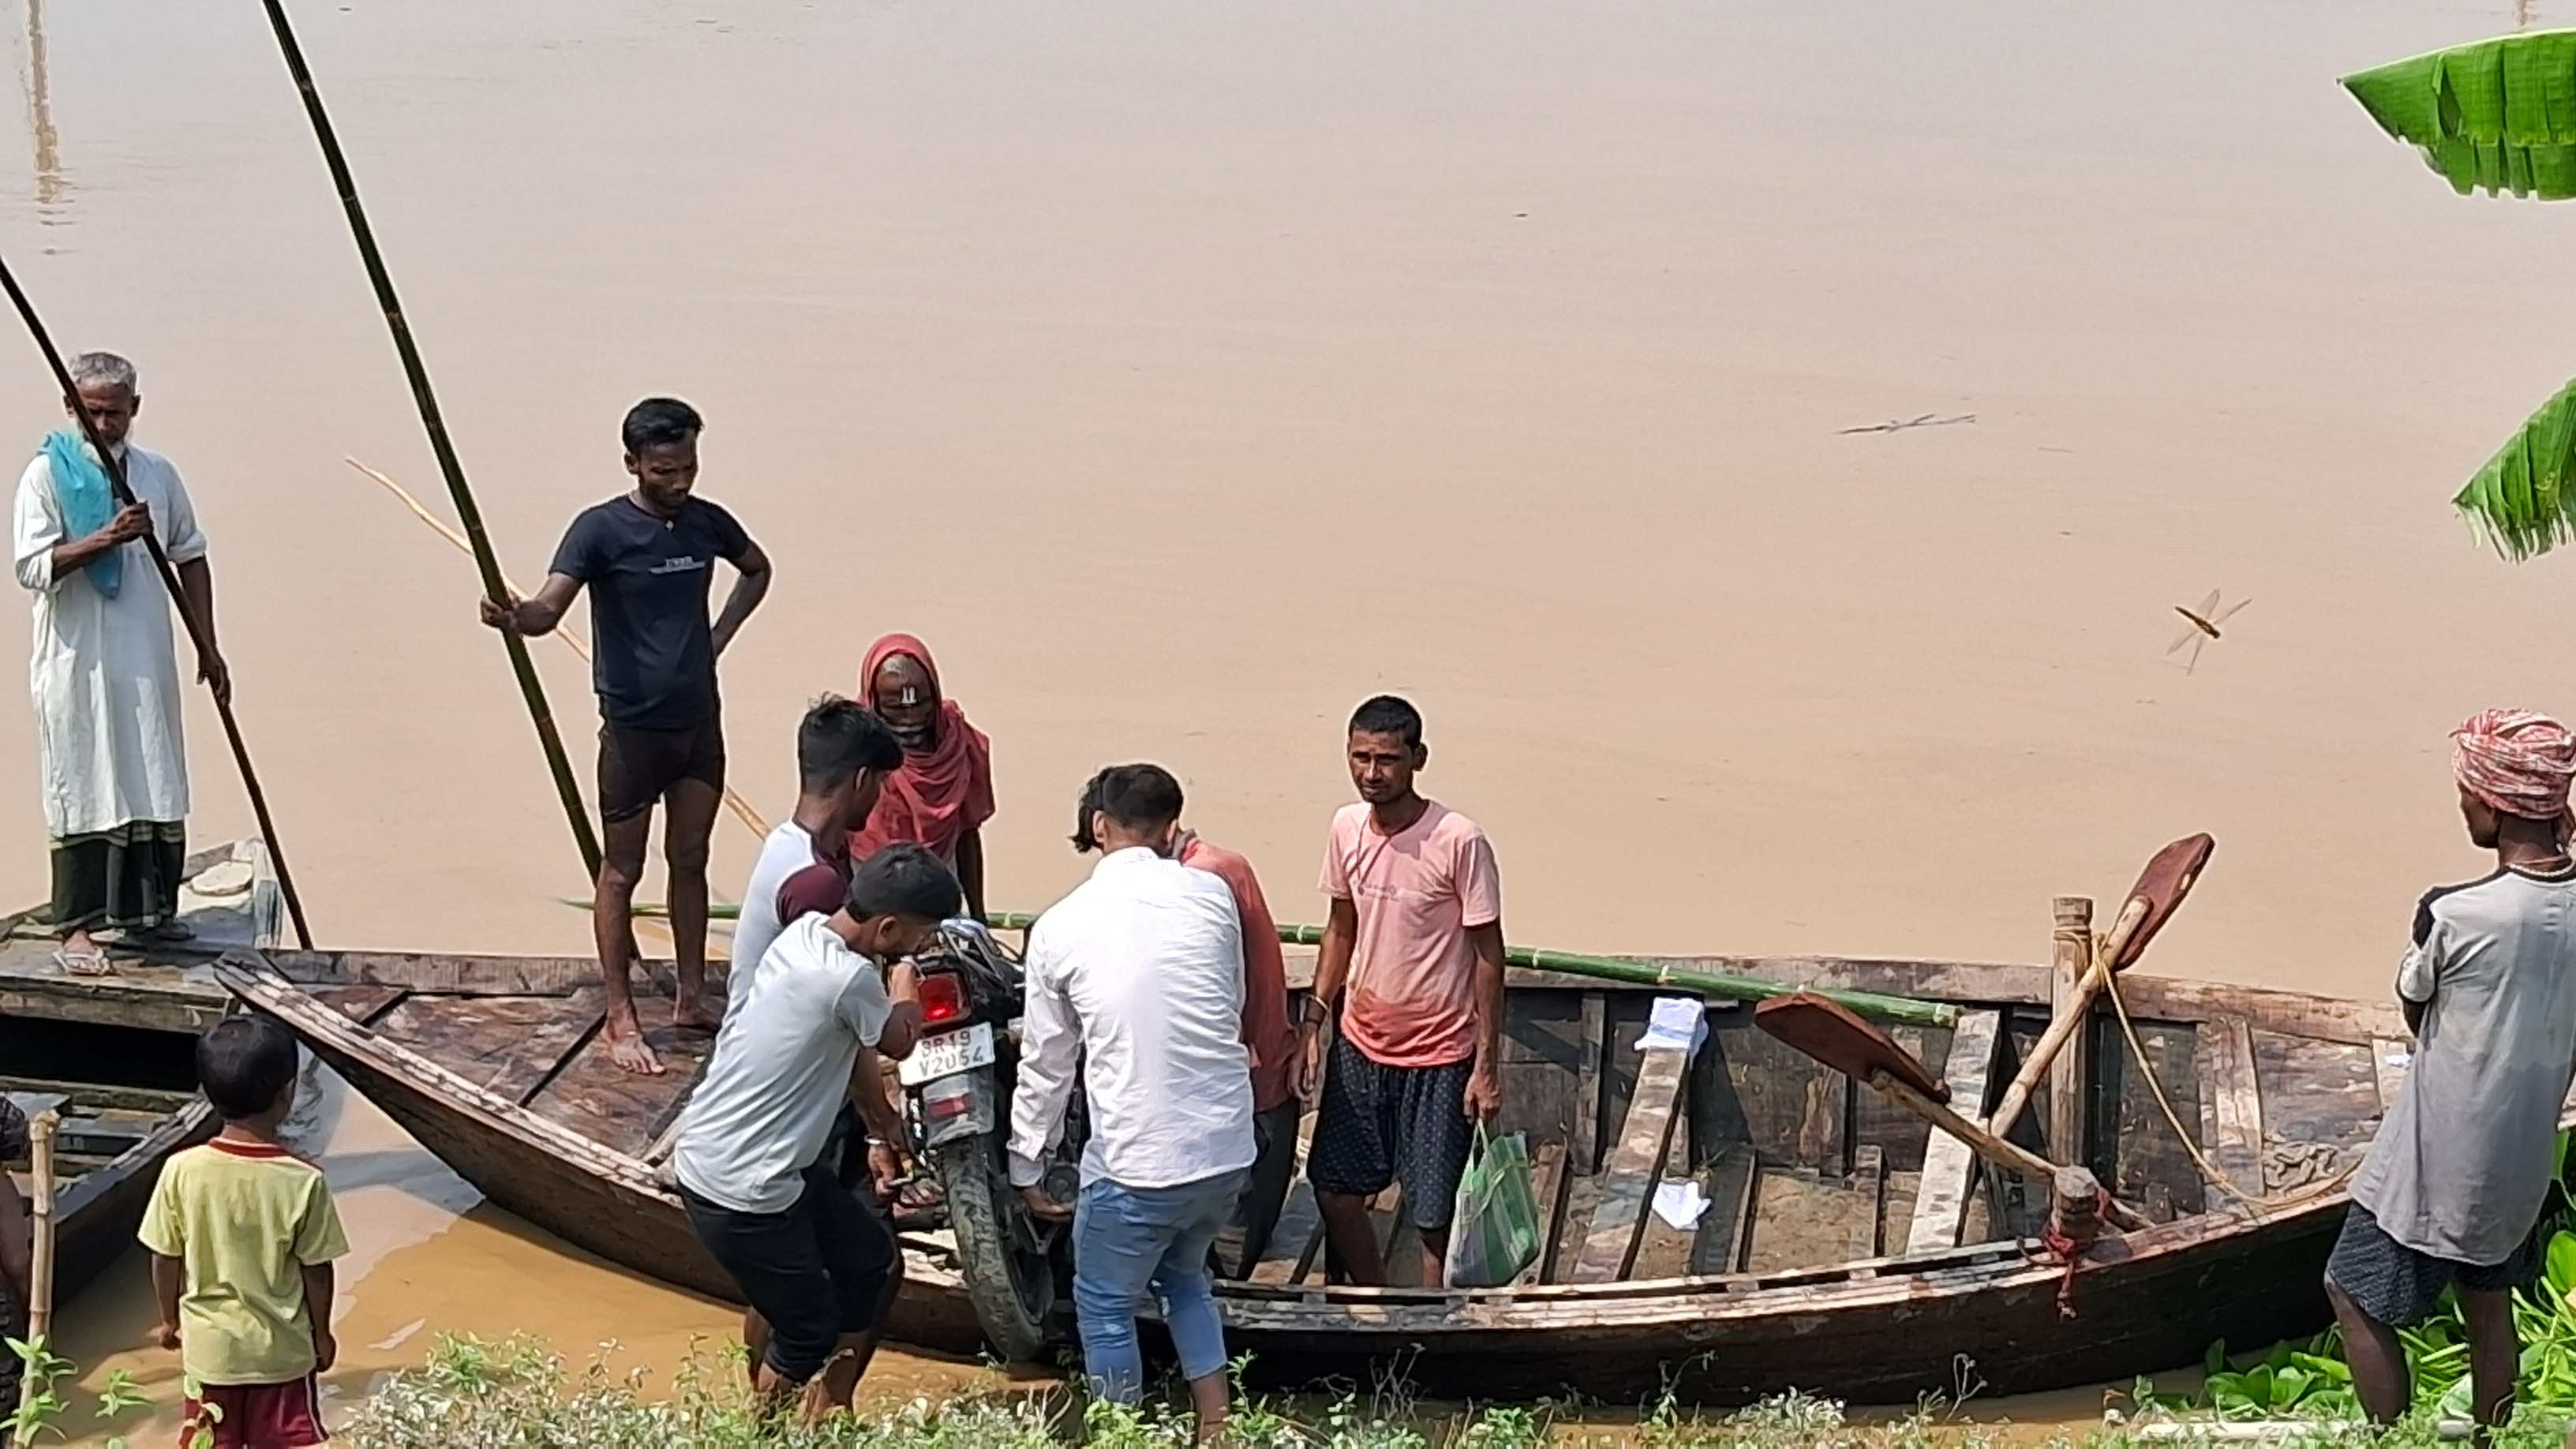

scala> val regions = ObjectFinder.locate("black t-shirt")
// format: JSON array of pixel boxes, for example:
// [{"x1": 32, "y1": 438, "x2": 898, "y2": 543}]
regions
[{"x1": 549, "y1": 494, "x2": 752, "y2": 729}]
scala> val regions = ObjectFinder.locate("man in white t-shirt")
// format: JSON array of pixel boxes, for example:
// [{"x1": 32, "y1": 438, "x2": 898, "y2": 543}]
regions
[
  {"x1": 672, "y1": 842, "x2": 956, "y2": 1424},
  {"x1": 732, "y1": 697, "x2": 905, "y2": 1002}
]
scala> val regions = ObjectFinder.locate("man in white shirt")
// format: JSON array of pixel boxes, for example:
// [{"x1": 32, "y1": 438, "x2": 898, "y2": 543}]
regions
[
  {"x1": 672, "y1": 842, "x2": 954, "y2": 1424},
  {"x1": 1009, "y1": 764, "x2": 1254, "y2": 1443},
  {"x1": 732, "y1": 697, "x2": 903, "y2": 1001}
]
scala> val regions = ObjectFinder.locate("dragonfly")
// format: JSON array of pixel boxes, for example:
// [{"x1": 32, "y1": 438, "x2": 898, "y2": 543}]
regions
[{"x1": 2167, "y1": 590, "x2": 2249, "y2": 674}]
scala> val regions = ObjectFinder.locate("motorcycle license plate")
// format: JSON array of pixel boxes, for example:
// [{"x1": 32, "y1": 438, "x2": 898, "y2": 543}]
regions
[{"x1": 899, "y1": 1021, "x2": 995, "y2": 1087}]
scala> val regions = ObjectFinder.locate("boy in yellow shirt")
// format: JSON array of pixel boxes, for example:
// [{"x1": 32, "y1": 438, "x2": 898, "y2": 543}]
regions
[{"x1": 140, "y1": 1017, "x2": 347, "y2": 1448}]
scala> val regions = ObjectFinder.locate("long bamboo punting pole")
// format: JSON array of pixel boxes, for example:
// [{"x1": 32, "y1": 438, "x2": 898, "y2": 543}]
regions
[
  {"x1": 24, "y1": 1110, "x2": 54, "y2": 1344},
  {"x1": 0, "y1": 256, "x2": 315, "y2": 950},
  {"x1": 590, "y1": 898, "x2": 1956, "y2": 1023},
  {"x1": 343, "y1": 456, "x2": 774, "y2": 844},
  {"x1": 989, "y1": 911, "x2": 1959, "y2": 1027},
  {"x1": 257, "y1": 0, "x2": 599, "y2": 878}
]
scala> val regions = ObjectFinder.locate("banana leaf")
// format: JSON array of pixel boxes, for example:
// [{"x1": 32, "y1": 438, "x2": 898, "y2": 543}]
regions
[
  {"x1": 2342, "y1": 30, "x2": 2576, "y2": 198},
  {"x1": 2452, "y1": 375, "x2": 2576, "y2": 561}
]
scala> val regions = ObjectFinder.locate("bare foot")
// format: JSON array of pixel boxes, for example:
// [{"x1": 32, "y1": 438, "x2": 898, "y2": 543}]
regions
[
  {"x1": 674, "y1": 993, "x2": 720, "y2": 1035},
  {"x1": 604, "y1": 1011, "x2": 664, "y2": 1076}
]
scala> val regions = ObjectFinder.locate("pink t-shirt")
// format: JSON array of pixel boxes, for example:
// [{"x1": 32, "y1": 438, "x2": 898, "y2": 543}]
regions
[{"x1": 1320, "y1": 800, "x2": 1502, "y2": 1069}]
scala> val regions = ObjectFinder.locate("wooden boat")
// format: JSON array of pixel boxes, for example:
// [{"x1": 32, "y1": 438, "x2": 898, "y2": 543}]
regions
[
  {"x1": 214, "y1": 912, "x2": 2431, "y2": 1406},
  {"x1": 0, "y1": 840, "x2": 276, "y2": 1306}
]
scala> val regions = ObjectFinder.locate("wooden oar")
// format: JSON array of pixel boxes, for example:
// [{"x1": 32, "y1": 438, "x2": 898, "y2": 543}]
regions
[
  {"x1": 1755, "y1": 992, "x2": 2150, "y2": 1231},
  {"x1": 0, "y1": 256, "x2": 315, "y2": 950},
  {"x1": 1984, "y1": 833, "x2": 2214, "y2": 1143},
  {"x1": 344, "y1": 456, "x2": 775, "y2": 844},
  {"x1": 256, "y1": 0, "x2": 601, "y2": 882}
]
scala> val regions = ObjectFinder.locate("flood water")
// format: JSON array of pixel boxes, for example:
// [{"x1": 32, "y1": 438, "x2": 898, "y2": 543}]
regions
[{"x1": 6, "y1": 0, "x2": 2573, "y2": 1436}]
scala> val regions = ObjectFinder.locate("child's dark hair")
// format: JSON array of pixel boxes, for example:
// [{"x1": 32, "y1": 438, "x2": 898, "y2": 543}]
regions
[
  {"x1": 847, "y1": 841, "x2": 963, "y2": 922},
  {"x1": 197, "y1": 1017, "x2": 299, "y2": 1121}
]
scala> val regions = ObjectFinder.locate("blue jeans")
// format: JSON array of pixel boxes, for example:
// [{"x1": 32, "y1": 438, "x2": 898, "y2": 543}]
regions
[{"x1": 1072, "y1": 1168, "x2": 1248, "y2": 1402}]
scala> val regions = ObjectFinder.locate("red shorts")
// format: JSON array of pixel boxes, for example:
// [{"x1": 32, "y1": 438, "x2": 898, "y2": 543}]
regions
[{"x1": 179, "y1": 1375, "x2": 327, "y2": 1447}]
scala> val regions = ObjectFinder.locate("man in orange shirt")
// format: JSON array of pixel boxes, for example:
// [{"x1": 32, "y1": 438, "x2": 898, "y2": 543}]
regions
[
  {"x1": 1297, "y1": 695, "x2": 1505, "y2": 1286},
  {"x1": 1070, "y1": 769, "x2": 1300, "y2": 1273}
]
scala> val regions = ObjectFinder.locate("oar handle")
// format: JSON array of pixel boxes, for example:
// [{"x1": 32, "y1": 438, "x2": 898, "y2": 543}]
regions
[
  {"x1": 1983, "y1": 895, "x2": 2150, "y2": 1140},
  {"x1": 1869, "y1": 1072, "x2": 2150, "y2": 1232}
]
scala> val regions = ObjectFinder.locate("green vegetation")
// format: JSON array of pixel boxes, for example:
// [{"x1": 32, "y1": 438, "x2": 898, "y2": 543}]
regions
[{"x1": 2341, "y1": 32, "x2": 2576, "y2": 558}]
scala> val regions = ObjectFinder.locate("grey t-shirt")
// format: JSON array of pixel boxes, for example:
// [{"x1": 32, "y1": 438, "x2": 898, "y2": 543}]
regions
[
  {"x1": 672, "y1": 913, "x2": 891, "y2": 1215},
  {"x1": 2351, "y1": 864, "x2": 2576, "y2": 1264}
]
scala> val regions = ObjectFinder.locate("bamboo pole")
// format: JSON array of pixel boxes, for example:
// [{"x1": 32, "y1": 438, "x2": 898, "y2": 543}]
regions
[
  {"x1": 344, "y1": 456, "x2": 774, "y2": 842},
  {"x1": 24, "y1": 1109, "x2": 54, "y2": 1343},
  {"x1": 590, "y1": 897, "x2": 1954, "y2": 1026},
  {"x1": 256, "y1": 0, "x2": 599, "y2": 878},
  {"x1": 0, "y1": 256, "x2": 315, "y2": 949}
]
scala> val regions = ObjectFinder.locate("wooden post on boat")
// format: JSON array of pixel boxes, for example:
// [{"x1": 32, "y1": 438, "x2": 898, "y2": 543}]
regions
[
  {"x1": 2046, "y1": 897, "x2": 2094, "y2": 1169},
  {"x1": 24, "y1": 1109, "x2": 56, "y2": 1345},
  {"x1": 2050, "y1": 1165, "x2": 2106, "y2": 1252},
  {"x1": 1987, "y1": 834, "x2": 2214, "y2": 1142}
]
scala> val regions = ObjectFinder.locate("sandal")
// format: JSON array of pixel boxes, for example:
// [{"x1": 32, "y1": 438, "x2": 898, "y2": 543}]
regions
[
  {"x1": 51, "y1": 946, "x2": 112, "y2": 976},
  {"x1": 140, "y1": 919, "x2": 196, "y2": 942}
]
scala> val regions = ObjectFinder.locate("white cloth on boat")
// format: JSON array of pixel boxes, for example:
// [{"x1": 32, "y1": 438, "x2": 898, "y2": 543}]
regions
[
  {"x1": 1651, "y1": 1178, "x2": 1711, "y2": 1230},
  {"x1": 1632, "y1": 995, "x2": 1708, "y2": 1056},
  {"x1": 12, "y1": 443, "x2": 205, "y2": 839}
]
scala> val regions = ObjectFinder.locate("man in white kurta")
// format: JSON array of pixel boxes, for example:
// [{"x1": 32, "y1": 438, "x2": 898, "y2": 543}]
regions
[{"x1": 9, "y1": 353, "x2": 224, "y2": 971}]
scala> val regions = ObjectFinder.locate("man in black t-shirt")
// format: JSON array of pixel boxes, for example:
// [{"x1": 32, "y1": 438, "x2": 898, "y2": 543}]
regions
[{"x1": 480, "y1": 397, "x2": 773, "y2": 1074}]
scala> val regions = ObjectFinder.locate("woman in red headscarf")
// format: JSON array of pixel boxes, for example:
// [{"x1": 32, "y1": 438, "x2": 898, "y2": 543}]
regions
[{"x1": 852, "y1": 633, "x2": 994, "y2": 918}]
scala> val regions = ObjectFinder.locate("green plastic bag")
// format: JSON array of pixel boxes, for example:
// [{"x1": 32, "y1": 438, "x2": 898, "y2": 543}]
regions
[{"x1": 1442, "y1": 1125, "x2": 1542, "y2": 1287}]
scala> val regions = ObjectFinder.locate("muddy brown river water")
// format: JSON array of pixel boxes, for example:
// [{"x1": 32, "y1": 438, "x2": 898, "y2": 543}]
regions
[{"x1": 6, "y1": 0, "x2": 2572, "y2": 1436}]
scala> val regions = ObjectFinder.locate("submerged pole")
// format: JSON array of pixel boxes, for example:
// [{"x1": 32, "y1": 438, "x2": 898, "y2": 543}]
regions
[
  {"x1": 0, "y1": 254, "x2": 316, "y2": 950},
  {"x1": 256, "y1": 0, "x2": 601, "y2": 878}
]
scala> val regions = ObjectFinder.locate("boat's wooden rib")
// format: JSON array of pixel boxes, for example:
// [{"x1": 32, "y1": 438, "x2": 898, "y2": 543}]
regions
[
  {"x1": 2200, "y1": 1017, "x2": 2264, "y2": 1196},
  {"x1": 1571, "y1": 1041, "x2": 1687, "y2": 1283},
  {"x1": 1906, "y1": 1009, "x2": 2000, "y2": 1255},
  {"x1": 219, "y1": 938, "x2": 2458, "y2": 1406},
  {"x1": 1693, "y1": 1144, "x2": 1760, "y2": 1275}
]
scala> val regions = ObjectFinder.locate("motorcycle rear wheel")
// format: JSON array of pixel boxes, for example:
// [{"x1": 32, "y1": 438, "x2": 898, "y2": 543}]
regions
[{"x1": 933, "y1": 1140, "x2": 1058, "y2": 1362}]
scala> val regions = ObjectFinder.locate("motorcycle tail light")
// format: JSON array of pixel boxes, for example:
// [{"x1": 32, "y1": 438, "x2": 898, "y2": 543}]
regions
[
  {"x1": 919, "y1": 971, "x2": 966, "y2": 1025},
  {"x1": 923, "y1": 1079, "x2": 974, "y2": 1118}
]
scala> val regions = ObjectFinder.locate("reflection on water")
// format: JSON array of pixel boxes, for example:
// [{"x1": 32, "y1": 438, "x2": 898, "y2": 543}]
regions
[{"x1": 16, "y1": 0, "x2": 62, "y2": 220}]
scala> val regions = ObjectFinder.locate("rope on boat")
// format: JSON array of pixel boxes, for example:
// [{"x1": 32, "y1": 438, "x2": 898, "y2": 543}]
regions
[{"x1": 2095, "y1": 938, "x2": 2359, "y2": 1215}]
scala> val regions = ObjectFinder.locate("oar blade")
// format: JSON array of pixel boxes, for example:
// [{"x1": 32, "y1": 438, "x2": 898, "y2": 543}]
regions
[
  {"x1": 1754, "y1": 991, "x2": 1949, "y2": 1103},
  {"x1": 2110, "y1": 832, "x2": 2215, "y2": 971}
]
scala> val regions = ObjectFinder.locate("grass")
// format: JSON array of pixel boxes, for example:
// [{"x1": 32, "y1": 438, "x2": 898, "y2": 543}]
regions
[{"x1": 319, "y1": 1334, "x2": 2576, "y2": 1448}]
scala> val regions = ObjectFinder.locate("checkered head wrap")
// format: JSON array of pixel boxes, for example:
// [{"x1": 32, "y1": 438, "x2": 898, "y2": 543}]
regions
[{"x1": 2452, "y1": 708, "x2": 2576, "y2": 822}]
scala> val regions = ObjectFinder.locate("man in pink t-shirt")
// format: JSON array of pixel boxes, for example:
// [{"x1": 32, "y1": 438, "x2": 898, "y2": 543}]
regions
[{"x1": 1297, "y1": 695, "x2": 1504, "y2": 1286}]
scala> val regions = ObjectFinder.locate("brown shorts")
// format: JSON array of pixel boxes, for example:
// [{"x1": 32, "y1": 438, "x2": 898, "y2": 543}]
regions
[{"x1": 597, "y1": 717, "x2": 725, "y2": 825}]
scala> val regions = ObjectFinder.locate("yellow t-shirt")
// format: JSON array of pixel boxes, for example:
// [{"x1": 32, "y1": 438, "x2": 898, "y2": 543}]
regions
[{"x1": 137, "y1": 1140, "x2": 349, "y2": 1385}]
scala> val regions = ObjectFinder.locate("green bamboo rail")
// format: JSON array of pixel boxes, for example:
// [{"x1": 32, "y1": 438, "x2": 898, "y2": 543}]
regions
[{"x1": 589, "y1": 900, "x2": 1958, "y2": 1028}]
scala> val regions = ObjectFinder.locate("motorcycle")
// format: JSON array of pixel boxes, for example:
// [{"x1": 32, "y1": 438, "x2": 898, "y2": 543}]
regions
[{"x1": 895, "y1": 919, "x2": 1086, "y2": 1362}]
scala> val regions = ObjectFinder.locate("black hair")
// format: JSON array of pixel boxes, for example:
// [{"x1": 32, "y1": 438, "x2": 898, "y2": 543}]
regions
[
  {"x1": 1348, "y1": 694, "x2": 1424, "y2": 749},
  {"x1": 196, "y1": 1017, "x2": 299, "y2": 1121},
  {"x1": 847, "y1": 841, "x2": 963, "y2": 922},
  {"x1": 799, "y1": 695, "x2": 903, "y2": 792},
  {"x1": 621, "y1": 396, "x2": 703, "y2": 453},
  {"x1": 1069, "y1": 767, "x2": 1110, "y2": 852},
  {"x1": 1092, "y1": 763, "x2": 1184, "y2": 837}
]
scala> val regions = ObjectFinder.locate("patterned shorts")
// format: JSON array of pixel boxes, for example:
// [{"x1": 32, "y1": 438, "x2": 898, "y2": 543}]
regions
[
  {"x1": 2327, "y1": 1203, "x2": 2546, "y2": 1327},
  {"x1": 1306, "y1": 1035, "x2": 1473, "y2": 1231}
]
